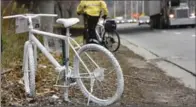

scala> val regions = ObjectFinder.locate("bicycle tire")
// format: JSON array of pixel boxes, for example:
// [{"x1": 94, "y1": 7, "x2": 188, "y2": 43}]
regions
[
  {"x1": 73, "y1": 44, "x2": 124, "y2": 106},
  {"x1": 24, "y1": 44, "x2": 35, "y2": 97},
  {"x1": 103, "y1": 30, "x2": 120, "y2": 52}
]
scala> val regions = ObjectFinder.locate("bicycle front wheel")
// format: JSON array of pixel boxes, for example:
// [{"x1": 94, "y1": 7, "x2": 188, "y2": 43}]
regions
[
  {"x1": 23, "y1": 44, "x2": 35, "y2": 97},
  {"x1": 103, "y1": 30, "x2": 120, "y2": 52},
  {"x1": 73, "y1": 44, "x2": 124, "y2": 106}
]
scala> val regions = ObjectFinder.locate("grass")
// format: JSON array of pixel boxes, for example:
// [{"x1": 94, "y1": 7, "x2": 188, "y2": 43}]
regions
[
  {"x1": 2, "y1": 0, "x2": 28, "y2": 68},
  {"x1": 1, "y1": 1, "x2": 84, "y2": 105}
]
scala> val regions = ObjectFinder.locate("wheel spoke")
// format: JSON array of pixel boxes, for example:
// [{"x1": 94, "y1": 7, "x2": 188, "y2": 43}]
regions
[
  {"x1": 90, "y1": 78, "x2": 95, "y2": 93},
  {"x1": 75, "y1": 44, "x2": 124, "y2": 105},
  {"x1": 105, "y1": 68, "x2": 116, "y2": 76},
  {"x1": 87, "y1": 78, "x2": 95, "y2": 105},
  {"x1": 95, "y1": 79, "x2": 103, "y2": 98}
]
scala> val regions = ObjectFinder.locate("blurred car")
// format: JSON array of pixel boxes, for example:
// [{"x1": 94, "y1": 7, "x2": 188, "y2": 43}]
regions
[
  {"x1": 115, "y1": 20, "x2": 121, "y2": 24},
  {"x1": 115, "y1": 16, "x2": 123, "y2": 20},
  {"x1": 120, "y1": 19, "x2": 126, "y2": 23},
  {"x1": 114, "y1": 16, "x2": 123, "y2": 24},
  {"x1": 127, "y1": 18, "x2": 137, "y2": 23},
  {"x1": 138, "y1": 16, "x2": 150, "y2": 25},
  {"x1": 127, "y1": 19, "x2": 133, "y2": 23},
  {"x1": 133, "y1": 19, "x2": 138, "y2": 23}
]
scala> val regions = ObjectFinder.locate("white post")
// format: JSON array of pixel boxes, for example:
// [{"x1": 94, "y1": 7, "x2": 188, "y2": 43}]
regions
[
  {"x1": 142, "y1": 1, "x2": 144, "y2": 14},
  {"x1": 136, "y1": 1, "x2": 138, "y2": 14},
  {"x1": 131, "y1": 1, "x2": 133, "y2": 18},
  {"x1": 124, "y1": 0, "x2": 127, "y2": 19},
  {"x1": 114, "y1": 1, "x2": 116, "y2": 18}
]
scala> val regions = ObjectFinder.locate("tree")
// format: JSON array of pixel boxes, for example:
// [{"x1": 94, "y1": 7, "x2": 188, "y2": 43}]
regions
[
  {"x1": 37, "y1": 0, "x2": 55, "y2": 51},
  {"x1": 55, "y1": 1, "x2": 79, "y2": 18}
]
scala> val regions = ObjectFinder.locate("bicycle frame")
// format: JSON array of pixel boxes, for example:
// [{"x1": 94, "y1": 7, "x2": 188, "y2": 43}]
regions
[
  {"x1": 24, "y1": 16, "x2": 97, "y2": 77},
  {"x1": 3, "y1": 14, "x2": 124, "y2": 105},
  {"x1": 96, "y1": 21, "x2": 105, "y2": 42}
]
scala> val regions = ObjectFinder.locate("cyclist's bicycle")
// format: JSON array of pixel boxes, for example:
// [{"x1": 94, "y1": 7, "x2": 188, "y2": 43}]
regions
[
  {"x1": 95, "y1": 19, "x2": 121, "y2": 52},
  {"x1": 3, "y1": 14, "x2": 124, "y2": 106},
  {"x1": 83, "y1": 17, "x2": 120, "y2": 52}
]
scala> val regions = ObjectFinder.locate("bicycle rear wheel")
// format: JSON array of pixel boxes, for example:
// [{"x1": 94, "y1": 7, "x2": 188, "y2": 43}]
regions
[
  {"x1": 23, "y1": 44, "x2": 35, "y2": 97},
  {"x1": 103, "y1": 30, "x2": 120, "y2": 52},
  {"x1": 73, "y1": 44, "x2": 124, "y2": 106}
]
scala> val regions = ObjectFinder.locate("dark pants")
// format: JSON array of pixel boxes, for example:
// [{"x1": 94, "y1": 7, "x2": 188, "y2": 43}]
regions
[{"x1": 83, "y1": 15, "x2": 99, "y2": 43}]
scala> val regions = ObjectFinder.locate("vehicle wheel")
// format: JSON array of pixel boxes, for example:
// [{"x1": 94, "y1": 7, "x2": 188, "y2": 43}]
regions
[
  {"x1": 191, "y1": 25, "x2": 195, "y2": 28},
  {"x1": 154, "y1": 16, "x2": 159, "y2": 29},
  {"x1": 23, "y1": 44, "x2": 35, "y2": 97},
  {"x1": 163, "y1": 19, "x2": 169, "y2": 29},
  {"x1": 159, "y1": 16, "x2": 164, "y2": 29},
  {"x1": 73, "y1": 44, "x2": 124, "y2": 106},
  {"x1": 102, "y1": 30, "x2": 120, "y2": 52},
  {"x1": 150, "y1": 17, "x2": 154, "y2": 29}
]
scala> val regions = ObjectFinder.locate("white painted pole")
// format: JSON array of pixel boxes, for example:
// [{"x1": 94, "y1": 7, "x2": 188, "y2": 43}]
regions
[
  {"x1": 136, "y1": 1, "x2": 138, "y2": 14},
  {"x1": 131, "y1": 1, "x2": 133, "y2": 18},
  {"x1": 142, "y1": 1, "x2": 144, "y2": 14},
  {"x1": 114, "y1": 1, "x2": 116, "y2": 18},
  {"x1": 124, "y1": 0, "x2": 127, "y2": 19}
]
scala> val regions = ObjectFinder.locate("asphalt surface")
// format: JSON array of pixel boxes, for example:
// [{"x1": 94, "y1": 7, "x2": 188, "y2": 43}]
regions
[
  {"x1": 117, "y1": 23, "x2": 196, "y2": 89},
  {"x1": 117, "y1": 23, "x2": 195, "y2": 74}
]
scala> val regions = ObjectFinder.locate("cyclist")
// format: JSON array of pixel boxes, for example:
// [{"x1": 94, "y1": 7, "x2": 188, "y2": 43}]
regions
[{"x1": 76, "y1": 0, "x2": 108, "y2": 44}]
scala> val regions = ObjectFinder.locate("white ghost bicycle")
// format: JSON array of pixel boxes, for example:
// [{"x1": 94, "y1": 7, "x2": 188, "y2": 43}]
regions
[{"x1": 3, "y1": 14, "x2": 124, "y2": 106}]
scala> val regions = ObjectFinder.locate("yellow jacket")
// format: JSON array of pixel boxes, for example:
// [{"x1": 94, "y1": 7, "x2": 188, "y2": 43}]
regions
[{"x1": 77, "y1": 0, "x2": 108, "y2": 16}]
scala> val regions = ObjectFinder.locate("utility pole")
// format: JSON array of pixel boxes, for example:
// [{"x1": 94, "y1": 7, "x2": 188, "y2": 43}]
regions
[
  {"x1": 136, "y1": 1, "x2": 138, "y2": 14},
  {"x1": 113, "y1": 1, "x2": 116, "y2": 18},
  {"x1": 124, "y1": 0, "x2": 127, "y2": 19},
  {"x1": 142, "y1": 1, "x2": 144, "y2": 14},
  {"x1": 131, "y1": 1, "x2": 133, "y2": 18}
]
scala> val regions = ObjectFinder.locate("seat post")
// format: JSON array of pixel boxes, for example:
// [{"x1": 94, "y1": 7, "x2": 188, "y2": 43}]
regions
[
  {"x1": 62, "y1": 27, "x2": 70, "y2": 64},
  {"x1": 64, "y1": 27, "x2": 70, "y2": 68},
  {"x1": 62, "y1": 27, "x2": 71, "y2": 101},
  {"x1": 66, "y1": 28, "x2": 70, "y2": 37}
]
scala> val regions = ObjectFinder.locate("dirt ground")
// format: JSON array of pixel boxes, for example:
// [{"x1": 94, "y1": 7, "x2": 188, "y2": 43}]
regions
[{"x1": 1, "y1": 45, "x2": 196, "y2": 107}]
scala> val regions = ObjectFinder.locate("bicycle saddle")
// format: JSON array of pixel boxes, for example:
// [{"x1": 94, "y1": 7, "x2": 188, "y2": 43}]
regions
[{"x1": 56, "y1": 18, "x2": 79, "y2": 28}]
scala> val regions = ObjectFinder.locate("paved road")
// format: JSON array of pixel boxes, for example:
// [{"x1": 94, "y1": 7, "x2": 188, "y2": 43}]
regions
[{"x1": 117, "y1": 23, "x2": 195, "y2": 75}]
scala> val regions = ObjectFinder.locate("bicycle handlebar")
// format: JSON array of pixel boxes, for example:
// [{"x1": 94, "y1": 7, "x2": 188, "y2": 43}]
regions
[
  {"x1": 3, "y1": 14, "x2": 26, "y2": 19},
  {"x1": 3, "y1": 14, "x2": 58, "y2": 19}
]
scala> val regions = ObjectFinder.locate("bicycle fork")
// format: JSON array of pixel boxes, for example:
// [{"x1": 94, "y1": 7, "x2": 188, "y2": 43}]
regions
[
  {"x1": 22, "y1": 41, "x2": 36, "y2": 73},
  {"x1": 22, "y1": 41, "x2": 36, "y2": 95}
]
